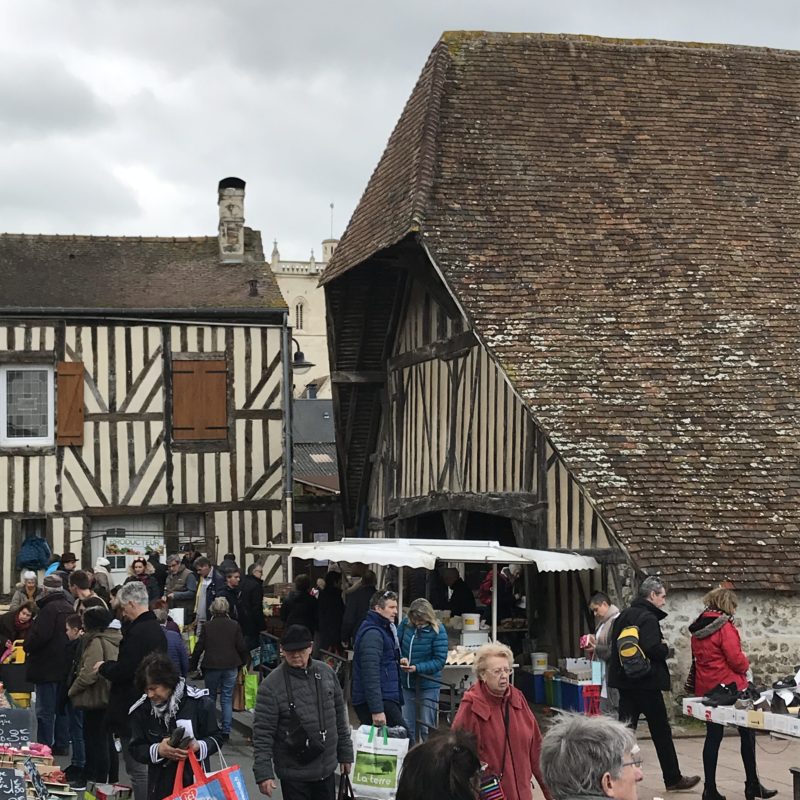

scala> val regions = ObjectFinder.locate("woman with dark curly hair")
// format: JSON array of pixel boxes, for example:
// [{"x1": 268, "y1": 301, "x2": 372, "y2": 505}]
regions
[
  {"x1": 124, "y1": 558, "x2": 161, "y2": 603},
  {"x1": 129, "y1": 652, "x2": 221, "y2": 800}
]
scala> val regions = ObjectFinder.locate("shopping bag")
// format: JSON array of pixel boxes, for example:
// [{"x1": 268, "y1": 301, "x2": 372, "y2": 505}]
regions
[
  {"x1": 165, "y1": 749, "x2": 250, "y2": 800},
  {"x1": 351, "y1": 725, "x2": 409, "y2": 800},
  {"x1": 243, "y1": 669, "x2": 259, "y2": 711},
  {"x1": 85, "y1": 783, "x2": 132, "y2": 800},
  {"x1": 188, "y1": 634, "x2": 198, "y2": 654},
  {"x1": 232, "y1": 669, "x2": 245, "y2": 712},
  {"x1": 338, "y1": 773, "x2": 356, "y2": 800}
]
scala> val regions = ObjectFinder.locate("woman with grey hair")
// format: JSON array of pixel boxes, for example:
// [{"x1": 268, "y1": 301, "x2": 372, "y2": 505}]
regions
[
  {"x1": 10, "y1": 570, "x2": 43, "y2": 612},
  {"x1": 540, "y1": 713, "x2": 643, "y2": 800},
  {"x1": 189, "y1": 596, "x2": 248, "y2": 741}
]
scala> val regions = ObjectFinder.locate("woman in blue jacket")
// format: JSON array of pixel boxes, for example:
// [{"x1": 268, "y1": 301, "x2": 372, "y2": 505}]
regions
[{"x1": 398, "y1": 598, "x2": 449, "y2": 741}]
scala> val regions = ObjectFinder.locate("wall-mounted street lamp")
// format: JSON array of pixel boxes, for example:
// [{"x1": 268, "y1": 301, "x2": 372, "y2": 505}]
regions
[{"x1": 292, "y1": 337, "x2": 315, "y2": 374}]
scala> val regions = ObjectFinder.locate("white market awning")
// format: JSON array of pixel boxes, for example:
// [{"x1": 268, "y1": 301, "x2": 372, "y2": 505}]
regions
[{"x1": 286, "y1": 537, "x2": 598, "y2": 573}]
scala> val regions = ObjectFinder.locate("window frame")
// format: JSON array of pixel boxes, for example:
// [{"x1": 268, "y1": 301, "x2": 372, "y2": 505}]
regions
[{"x1": 0, "y1": 364, "x2": 55, "y2": 448}]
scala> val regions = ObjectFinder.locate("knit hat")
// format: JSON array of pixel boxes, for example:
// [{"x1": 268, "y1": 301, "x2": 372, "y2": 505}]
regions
[
  {"x1": 280, "y1": 625, "x2": 313, "y2": 651},
  {"x1": 43, "y1": 575, "x2": 64, "y2": 591},
  {"x1": 95, "y1": 557, "x2": 110, "y2": 568}
]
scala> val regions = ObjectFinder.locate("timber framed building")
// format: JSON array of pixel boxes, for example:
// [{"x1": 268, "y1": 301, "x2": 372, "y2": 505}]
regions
[
  {"x1": 321, "y1": 33, "x2": 800, "y2": 675},
  {"x1": 0, "y1": 178, "x2": 290, "y2": 592}
]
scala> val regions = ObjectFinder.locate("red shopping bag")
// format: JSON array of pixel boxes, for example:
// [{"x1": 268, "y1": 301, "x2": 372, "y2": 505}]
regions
[{"x1": 164, "y1": 750, "x2": 250, "y2": 800}]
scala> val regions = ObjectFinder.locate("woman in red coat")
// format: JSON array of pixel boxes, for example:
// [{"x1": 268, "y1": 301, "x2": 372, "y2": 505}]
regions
[
  {"x1": 690, "y1": 588, "x2": 776, "y2": 800},
  {"x1": 453, "y1": 642, "x2": 551, "y2": 800}
]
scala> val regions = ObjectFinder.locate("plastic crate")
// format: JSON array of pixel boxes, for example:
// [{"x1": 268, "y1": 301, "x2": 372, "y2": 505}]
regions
[
  {"x1": 533, "y1": 673, "x2": 545, "y2": 704},
  {"x1": 582, "y1": 684, "x2": 601, "y2": 716}
]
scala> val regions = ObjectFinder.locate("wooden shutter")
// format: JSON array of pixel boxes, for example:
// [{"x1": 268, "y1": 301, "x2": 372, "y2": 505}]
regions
[
  {"x1": 56, "y1": 361, "x2": 84, "y2": 446},
  {"x1": 172, "y1": 359, "x2": 228, "y2": 440}
]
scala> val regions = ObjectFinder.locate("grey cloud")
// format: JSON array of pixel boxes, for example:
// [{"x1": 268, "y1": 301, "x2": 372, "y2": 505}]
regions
[{"x1": 0, "y1": 56, "x2": 112, "y2": 141}]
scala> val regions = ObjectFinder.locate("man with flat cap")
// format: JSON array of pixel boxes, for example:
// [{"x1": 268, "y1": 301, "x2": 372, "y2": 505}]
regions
[{"x1": 253, "y1": 625, "x2": 353, "y2": 799}]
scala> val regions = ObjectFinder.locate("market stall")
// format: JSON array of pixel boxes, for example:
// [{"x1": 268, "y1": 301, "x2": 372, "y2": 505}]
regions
[{"x1": 283, "y1": 537, "x2": 599, "y2": 642}]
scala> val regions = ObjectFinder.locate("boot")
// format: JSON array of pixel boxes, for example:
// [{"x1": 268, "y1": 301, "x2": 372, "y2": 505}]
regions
[
  {"x1": 745, "y1": 782, "x2": 778, "y2": 800},
  {"x1": 703, "y1": 787, "x2": 726, "y2": 800},
  {"x1": 667, "y1": 776, "x2": 701, "y2": 791}
]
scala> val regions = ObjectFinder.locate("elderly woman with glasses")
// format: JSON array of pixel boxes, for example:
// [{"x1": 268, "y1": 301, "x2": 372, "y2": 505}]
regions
[
  {"x1": 453, "y1": 642, "x2": 552, "y2": 800},
  {"x1": 539, "y1": 713, "x2": 643, "y2": 800}
]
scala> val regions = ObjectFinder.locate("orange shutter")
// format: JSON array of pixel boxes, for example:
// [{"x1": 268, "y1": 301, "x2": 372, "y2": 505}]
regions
[
  {"x1": 172, "y1": 360, "x2": 228, "y2": 440},
  {"x1": 56, "y1": 361, "x2": 84, "y2": 446}
]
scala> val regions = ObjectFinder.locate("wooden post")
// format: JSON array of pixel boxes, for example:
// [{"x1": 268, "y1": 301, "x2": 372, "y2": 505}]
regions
[{"x1": 492, "y1": 563, "x2": 498, "y2": 641}]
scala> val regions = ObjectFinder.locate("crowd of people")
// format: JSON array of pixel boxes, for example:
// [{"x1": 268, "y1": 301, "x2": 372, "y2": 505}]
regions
[
  {"x1": 4, "y1": 552, "x2": 783, "y2": 800},
  {"x1": 8, "y1": 548, "x2": 264, "y2": 800}
]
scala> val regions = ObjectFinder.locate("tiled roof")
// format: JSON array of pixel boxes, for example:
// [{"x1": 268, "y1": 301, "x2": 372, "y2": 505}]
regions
[
  {"x1": 294, "y1": 441, "x2": 339, "y2": 493},
  {"x1": 293, "y1": 399, "x2": 335, "y2": 444},
  {"x1": 322, "y1": 32, "x2": 800, "y2": 589},
  {"x1": 0, "y1": 229, "x2": 286, "y2": 314}
]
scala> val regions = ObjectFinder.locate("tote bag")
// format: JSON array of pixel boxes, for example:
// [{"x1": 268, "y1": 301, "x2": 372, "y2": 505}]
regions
[
  {"x1": 164, "y1": 748, "x2": 250, "y2": 800},
  {"x1": 351, "y1": 725, "x2": 409, "y2": 800}
]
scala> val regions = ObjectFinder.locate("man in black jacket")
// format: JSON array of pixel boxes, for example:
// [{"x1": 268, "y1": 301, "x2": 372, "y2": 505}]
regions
[
  {"x1": 442, "y1": 568, "x2": 476, "y2": 618},
  {"x1": 608, "y1": 577, "x2": 699, "y2": 792},
  {"x1": 340, "y1": 570, "x2": 377, "y2": 646},
  {"x1": 25, "y1": 575, "x2": 74, "y2": 751},
  {"x1": 240, "y1": 562, "x2": 266, "y2": 651},
  {"x1": 95, "y1": 581, "x2": 167, "y2": 800}
]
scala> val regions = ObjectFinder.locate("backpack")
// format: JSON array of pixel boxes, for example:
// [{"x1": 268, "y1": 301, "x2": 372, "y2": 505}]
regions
[
  {"x1": 617, "y1": 624, "x2": 651, "y2": 680},
  {"x1": 16, "y1": 535, "x2": 51, "y2": 571}
]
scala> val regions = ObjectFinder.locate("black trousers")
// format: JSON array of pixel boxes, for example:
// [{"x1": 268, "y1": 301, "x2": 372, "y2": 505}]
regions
[
  {"x1": 618, "y1": 688, "x2": 682, "y2": 786},
  {"x1": 83, "y1": 709, "x2": 111, "y2": 783},
  {"x1": 281, "y1": 773, "x2": 335, "y2": 800},
  {"x1": 704, "y1": 721, "x2": 758, "y2": 788},
  {"x1": 353, "y1": 699, "x2": 406, "y2": 730}
]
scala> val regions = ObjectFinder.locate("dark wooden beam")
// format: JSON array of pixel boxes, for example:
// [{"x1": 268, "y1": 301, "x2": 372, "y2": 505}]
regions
[
  {"x1": 387, "y1": 329, "x2": 478, "y2": 372},
  {"x1": 331, "y1": 370, "x2": 386, "y2": 385},
  {"x1": 387, "y1": 491, "x2": 543, "y2": 522}
]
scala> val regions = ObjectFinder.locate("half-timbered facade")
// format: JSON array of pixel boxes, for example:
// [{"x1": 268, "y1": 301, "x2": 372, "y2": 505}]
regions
[
  {"x1": 0, "y1": 178, "x2": 289, "y2": 593},
  {"x1": 322, "y1": 33, "x2": 800, "y2": 676}
]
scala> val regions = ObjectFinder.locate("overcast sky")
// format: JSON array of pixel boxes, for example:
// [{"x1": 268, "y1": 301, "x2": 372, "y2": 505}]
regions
[{"x1": 2, "y1": 1, "x2": 798, "y2": 260}]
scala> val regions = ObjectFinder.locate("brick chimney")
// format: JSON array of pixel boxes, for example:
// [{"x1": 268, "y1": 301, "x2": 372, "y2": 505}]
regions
[{"x1": 218, "y1": 177, "x2": 246, "y2": 263}]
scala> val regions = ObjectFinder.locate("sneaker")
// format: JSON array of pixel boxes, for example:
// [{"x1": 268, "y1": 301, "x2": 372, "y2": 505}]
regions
[
  {"x1": 68, "y1": 772, "x2": 87, "y2": 791},
  {"x1": 667, "y1": 775, "x2": 701, "y2": 791}
]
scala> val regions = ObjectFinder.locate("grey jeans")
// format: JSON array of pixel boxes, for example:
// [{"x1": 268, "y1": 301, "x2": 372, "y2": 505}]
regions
[{"x1": 121, "y1": 736, "x2": 149, "y2": 800}]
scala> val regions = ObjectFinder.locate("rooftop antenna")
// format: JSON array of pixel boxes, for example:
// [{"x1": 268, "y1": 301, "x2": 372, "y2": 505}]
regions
[{"x1": 330, "y1": 202, "x2": 334, "y2": 239}]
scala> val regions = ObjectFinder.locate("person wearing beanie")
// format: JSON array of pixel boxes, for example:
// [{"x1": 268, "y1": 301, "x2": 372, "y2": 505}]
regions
[
  {"x1": 9, "y1": 570, "x2": 43, "y2": 612},
  {"x1": 24, "y1": 575, "x2": 74, "y2": 752},
  {"x1": 93, "y1": 557, "x2": 115, "y2": 595}
]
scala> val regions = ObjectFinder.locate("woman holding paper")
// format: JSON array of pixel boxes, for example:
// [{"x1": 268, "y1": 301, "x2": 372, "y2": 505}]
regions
[
  {"x1": 690, "y1": 588, "x2": 776, "y2": 800},
  {"x1": 129, "y1": 652, "x2": 221, "y2": 800}
]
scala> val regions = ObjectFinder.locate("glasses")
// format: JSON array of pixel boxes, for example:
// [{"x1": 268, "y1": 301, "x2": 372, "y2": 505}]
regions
[
  {"x1": 621, "y1": 758, "x2": 643, "y2": 769},
  {"x1": 487, "y1": 667, "x2": 513, "y2": 677}
]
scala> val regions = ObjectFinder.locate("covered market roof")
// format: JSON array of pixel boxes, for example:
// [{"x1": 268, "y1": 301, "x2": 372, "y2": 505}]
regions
[{"x1": 321, "y1": 32, "x2": 800, "y2": 590}]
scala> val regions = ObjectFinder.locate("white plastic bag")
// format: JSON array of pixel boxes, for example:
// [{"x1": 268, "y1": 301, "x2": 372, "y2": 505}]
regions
[{"x1": 351, "y1": 725, "x2": 409, "y2": 799}]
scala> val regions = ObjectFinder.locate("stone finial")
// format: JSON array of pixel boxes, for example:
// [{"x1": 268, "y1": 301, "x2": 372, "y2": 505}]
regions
[{"x1": 271, "y1": 239, "x2": 280, "y2": 267}]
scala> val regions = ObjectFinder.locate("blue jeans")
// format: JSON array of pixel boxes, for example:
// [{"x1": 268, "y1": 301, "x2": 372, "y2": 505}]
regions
[
  {"x1": 204, "y1": 668, "x2": 237, "y2": 735},
  {"x1": 35, "y1": 682, "x2": 69, "y2": 749},
  {"x1": 402, "y1": 685, "x2": 440, "y2": 742},
  {"x1": 67, "y1": 703, "x2": 85, "y2": 768}
]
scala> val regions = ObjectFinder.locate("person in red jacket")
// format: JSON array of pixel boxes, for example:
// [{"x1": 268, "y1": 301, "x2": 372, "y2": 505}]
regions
[
  {"x1": 690, "y1": 587, "x2": 776, "y2": 800},
  {"x1": 453, "y1": 642, "x2": 551, "y2": 800}
]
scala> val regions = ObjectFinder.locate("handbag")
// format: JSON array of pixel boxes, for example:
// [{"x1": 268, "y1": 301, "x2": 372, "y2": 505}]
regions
[
  {"x1": 283, "y1": 665, "x2": 327, "y2": 764},
  {"x1": 338, "y1": 773, "x2": 356, "y2": 800},
  {"x1": 684, "y1": 659, "x2": 697, "y2": 695},
  {"x1": 351, "y1": 725, "x2": 409, "y2": 800},
  {"x1": 478, "y1": 700, "x2": 510, "y2": 800}
]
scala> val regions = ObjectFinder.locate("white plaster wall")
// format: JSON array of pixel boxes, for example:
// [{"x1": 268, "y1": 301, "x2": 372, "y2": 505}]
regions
[{"x1": 661, "y1": 589, "x2": 800, "y2": 693}]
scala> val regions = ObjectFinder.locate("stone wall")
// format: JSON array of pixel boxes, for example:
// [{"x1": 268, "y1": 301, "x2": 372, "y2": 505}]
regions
[{"x1": 661, "y1": 589, "x2": 800, "y2": 693}]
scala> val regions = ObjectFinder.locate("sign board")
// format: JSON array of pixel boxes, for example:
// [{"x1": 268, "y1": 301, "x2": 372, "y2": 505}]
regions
[
  {"x1": 0, "y1": 707, "x2": 32, "y2": 745},
  {"x1": 24, "y1": 757, "x2": 48, "y2": 800},
  {"x1": 0, "y1": 768, "x2": 25, "y2": 799},
  {"x1": 313, "y1": 532, "x2": 329, "y2": 566}
]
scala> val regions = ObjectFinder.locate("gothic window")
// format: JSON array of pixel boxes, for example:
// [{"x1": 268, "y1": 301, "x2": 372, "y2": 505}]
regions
[{"x1": 295, "y1": 300, "x2": 306, "y2": 330}]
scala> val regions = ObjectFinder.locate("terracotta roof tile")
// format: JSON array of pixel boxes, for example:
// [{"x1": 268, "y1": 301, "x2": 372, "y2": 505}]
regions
[{"x1": 323, "y1": 32, "x2": 800, "y2": 589}]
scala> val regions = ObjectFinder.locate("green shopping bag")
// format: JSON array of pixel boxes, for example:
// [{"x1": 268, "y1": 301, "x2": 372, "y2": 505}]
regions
[{"x1": 243, "y1": 669, "x2": 259, "y2": 711}]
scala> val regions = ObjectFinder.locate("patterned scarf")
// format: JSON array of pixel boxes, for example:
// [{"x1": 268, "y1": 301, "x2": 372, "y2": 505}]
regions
[{"x1": 150, "y1": 678, "x2": 185, "y2": 724}]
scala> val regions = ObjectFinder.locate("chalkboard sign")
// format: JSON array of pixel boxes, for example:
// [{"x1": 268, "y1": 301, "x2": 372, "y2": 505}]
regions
[
  {"x1": 24, "y1": 756, "x2": 48, "y2": 800},
  {"x1": 0, "y1": 707, "x2": 31, "y2": 745},
  {"x1": 0, "y1": 768, "x2": 26, "y2": 798}
]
